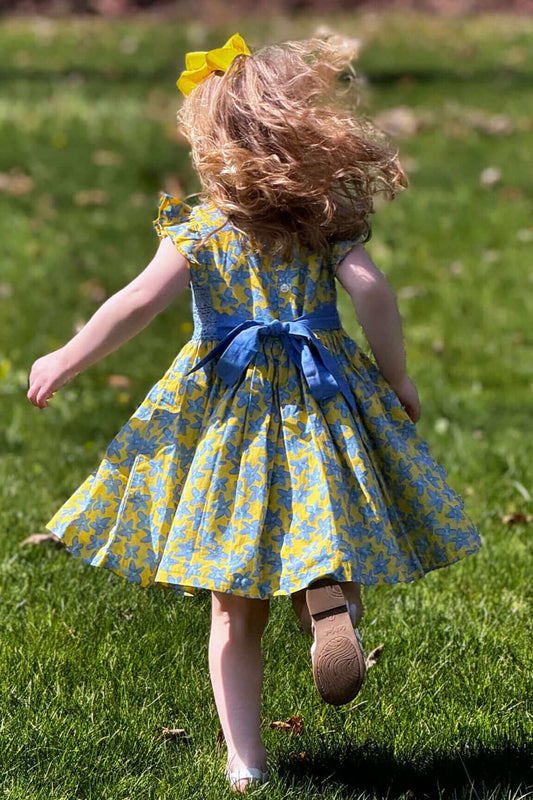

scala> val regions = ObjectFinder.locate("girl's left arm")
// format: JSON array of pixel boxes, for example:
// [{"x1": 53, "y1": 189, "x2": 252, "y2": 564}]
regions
[{"x1": 27, "y1": 237, "x2": 190, "y2": 408}]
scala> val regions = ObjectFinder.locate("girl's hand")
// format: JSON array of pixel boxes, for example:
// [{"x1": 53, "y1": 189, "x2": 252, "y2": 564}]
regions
[
  {"x1": 390, "y1": 373, "x2": 421, "y2": 423},
  {"x1": 27, "y1": 349, "x2": 77, "y2": 409}
]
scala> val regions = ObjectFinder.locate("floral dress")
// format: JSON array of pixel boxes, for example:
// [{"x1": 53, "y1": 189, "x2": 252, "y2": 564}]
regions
[{"x1": 44, "y1": 194, "x2": 481, "y2": 599}]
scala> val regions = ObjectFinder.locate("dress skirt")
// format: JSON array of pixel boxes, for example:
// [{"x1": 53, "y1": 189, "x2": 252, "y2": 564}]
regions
[{"x1": 44, "y1": 325, "x2": 481, "y2": 599}]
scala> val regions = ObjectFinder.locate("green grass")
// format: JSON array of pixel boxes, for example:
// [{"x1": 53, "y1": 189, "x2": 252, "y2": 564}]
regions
[{"x1": 1, "y1": 11, "x2": 532, "y2": 800}]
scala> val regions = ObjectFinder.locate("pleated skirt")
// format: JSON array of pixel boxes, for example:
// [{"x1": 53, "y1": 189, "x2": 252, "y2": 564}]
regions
[{"x1": 45, "y1": 329, "x2": 481, "y2": 598}]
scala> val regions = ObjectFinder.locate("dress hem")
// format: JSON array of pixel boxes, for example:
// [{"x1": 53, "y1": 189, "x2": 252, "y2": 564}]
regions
[{"x1": 47, "y1": 524, "x2": 482, "y2": 600}]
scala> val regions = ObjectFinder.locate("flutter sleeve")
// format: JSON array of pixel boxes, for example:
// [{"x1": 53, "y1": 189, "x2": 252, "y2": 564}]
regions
[
  {"x1": 329, "y1": 224, "x2": 373, "y2": 272},
  {"x1": 153, "y1": 193, "x2": 202, "y2": 264}
]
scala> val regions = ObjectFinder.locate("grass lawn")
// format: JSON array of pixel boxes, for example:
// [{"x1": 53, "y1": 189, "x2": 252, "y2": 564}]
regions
[{"x1": 1, "y1": 11, "x2": 532, "y2": 799}]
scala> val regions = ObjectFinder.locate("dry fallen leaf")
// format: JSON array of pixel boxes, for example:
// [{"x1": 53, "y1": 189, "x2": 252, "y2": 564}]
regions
[
  {"x1": 0, "y1": 169, "x2": 35, "y2": 195},
  {"x1": 289, "y1": 751, "x2": 307, "y2": 761},
  {"x1": 20, "y1": 532, "x2": 63, "y2": 548},
  {"x1": 516, "y1": 228, "x2": 533, "y2": 243},
  {"x1": 499, "y1": 186, "x2": 523, "y2": 201},
  {"x1": 0, "y1": 283, "x2": 13, "y2": 299},
  {"x1": 92, "y1": 150, "x2": 123, "y2": 167},
  {"x1": 79, "y1": 279, "x2": 107, "y2": 303},
  {"x1": 449, "y1": 261, "x2": 464, "y2": 276},
  {"x1": 269, "y1": 715, "x2": 304, "y2": 734},
  {"x1": 155, "y1": 727, "x2": 191, "y2": 741},
  {"x1": 374, "y1": 106, "x2": 422, "y2": 138},
  {"x1": 483, "y1": 114, "x2": 514, "y2": 136},
  {"x1": 501, "y1": 513, "x2": 533, "y2": 525},
  {"x1": 481, "y1": 249, "x2": 500, "y2": 263},
  {"x1": 365, "y1": 644, "x2": 385, "y2": 670},
  {"x1": 106, "y1": 374, "x2": 132, "y2": 389},
  {"x1": 74, "y1": 189, "x2": 109, "y2": 206}
]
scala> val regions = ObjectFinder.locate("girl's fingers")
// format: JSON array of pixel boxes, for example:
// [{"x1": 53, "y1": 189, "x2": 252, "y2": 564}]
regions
[{"x1": 35, "y1": 387, "x2": 50, "y2": 407}]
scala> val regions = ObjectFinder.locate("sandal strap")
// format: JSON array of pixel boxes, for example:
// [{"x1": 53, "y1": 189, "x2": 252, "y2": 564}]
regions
[{"x1": 225, "y1": 765, "x2": 269, "y2": 784}]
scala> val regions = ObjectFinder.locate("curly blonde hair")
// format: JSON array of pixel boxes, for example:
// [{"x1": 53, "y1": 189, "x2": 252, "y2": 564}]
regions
[{"x1": 177, "y1": 36, "x2": 407, "y2": 258}]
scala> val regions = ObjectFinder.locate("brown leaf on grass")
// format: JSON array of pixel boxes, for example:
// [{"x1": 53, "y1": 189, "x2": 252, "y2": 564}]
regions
[
  {"x1": 269, "y1": 715, "x2": 304, "y2": 734},
  {"x1": 452, "y1": 109, "x2": 513, "y2": 137},
  {"x1": 106, "y1": 374, "x2": 132, "y2": 389},
  {"x1": 365, "y1": 644, "x2": 385, "y2": 670},
  {"x1": 0, "y1": 169, "x2": 35, "y2": 195},
  {"x1": 517, "y1": 228, "x2": 533, "y2": 243},
  {"x1": 501, "y1": 513, "x2": 533, "y2": 525},
  {"x1": 79, "y1": 279, "x2": 107, "y2": 303},
  {"x1": 483, "y1": 114, "x2": 514, "y2": 136},
  {"x1": 0, "y1": 283, "x2": 13, "y2": 299},
  {"x1": 432, "y1": 340, "x2": 445, "y2": 354},
  {"x1": 499, "y1": 187, "x2": 524, "y2": 201},
  {"x1": 19, "y1": 532, "x2": 63, "y2": 549},
  {"x1": 374, "y1": 106, "x2": 423, "y2": 138},
  {"x1": 289, "y1": 751, "x2": 307, "y2": 761},
  {"x1": 92, "y1": 150, "x2": 123, "y2": 167},
  {"x1": 155, "y1": 727, "x2": 191, "y2": 741},
  {"x1": 216, "y1": 727, "x2": 225, "y2": 748},
  {"x1": 74, "y1": 189, "x2": 109, "y2": 206},
  {"x1": 449, "y1": 261, "x2": 464, "y2": 276}
]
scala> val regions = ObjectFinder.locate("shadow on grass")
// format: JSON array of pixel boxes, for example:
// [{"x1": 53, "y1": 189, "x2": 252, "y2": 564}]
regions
[{"x1": 278, "y1": 741, "x2": 533, "y2": 799}]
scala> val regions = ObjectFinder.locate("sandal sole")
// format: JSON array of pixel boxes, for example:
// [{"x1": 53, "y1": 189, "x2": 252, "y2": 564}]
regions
[{"x1": 306, "y1": 579, "x2": 366, "y2": 706}]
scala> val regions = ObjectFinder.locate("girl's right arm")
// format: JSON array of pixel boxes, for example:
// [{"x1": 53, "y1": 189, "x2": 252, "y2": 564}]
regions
[
  {"x1": 336, "y1": 244, "x2": 421, "y2": 422},
  {"x1": 27, "y1": 237, "x2": 190, "y2": 409}
]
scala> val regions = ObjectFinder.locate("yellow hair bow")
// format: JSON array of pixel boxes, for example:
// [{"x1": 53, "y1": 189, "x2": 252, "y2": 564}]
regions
[{"x1": 177, "y1": 32, "x2": 251, "y2": 96}]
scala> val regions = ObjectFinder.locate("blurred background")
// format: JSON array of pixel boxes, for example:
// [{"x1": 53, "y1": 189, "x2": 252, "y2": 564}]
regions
[
  {"x1": 1, "y1": 2, "x2": 532, "y2": 799},
  {"x1": 2, "y1": 0, "x2": 533, "y2": 16}
]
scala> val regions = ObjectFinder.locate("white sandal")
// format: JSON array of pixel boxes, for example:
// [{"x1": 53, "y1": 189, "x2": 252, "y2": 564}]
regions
[{"x1": 224, "y1": 763, "x2": 270, "y2": 791}]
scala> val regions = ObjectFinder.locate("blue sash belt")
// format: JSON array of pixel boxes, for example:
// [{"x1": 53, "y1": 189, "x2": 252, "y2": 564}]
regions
[{"x1": 185, "y1": 302, "x2": 359, "y2": 417}]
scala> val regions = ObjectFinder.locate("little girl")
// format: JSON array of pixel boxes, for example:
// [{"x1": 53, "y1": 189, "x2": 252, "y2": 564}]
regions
[{"x1": 27, "y1": 33, "x2": 481, "y2": 793}]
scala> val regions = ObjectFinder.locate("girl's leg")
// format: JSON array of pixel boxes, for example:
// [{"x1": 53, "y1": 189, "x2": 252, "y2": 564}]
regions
[
  {"x1": 209, "y1": 591, "x2": 270, "y2": 792},
  {"x1": 291, "y1": 580, "x2": 364, "y2": 633}
]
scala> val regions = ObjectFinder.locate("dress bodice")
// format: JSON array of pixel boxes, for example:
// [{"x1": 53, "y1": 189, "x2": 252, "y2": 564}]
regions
[{"x1": 153, "y1": 194, "x2": 369, "y2": 341}]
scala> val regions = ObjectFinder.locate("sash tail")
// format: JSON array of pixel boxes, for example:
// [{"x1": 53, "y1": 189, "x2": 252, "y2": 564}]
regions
[{"x1": 184, "y1": 303, "x2": 360, "y2": 418}]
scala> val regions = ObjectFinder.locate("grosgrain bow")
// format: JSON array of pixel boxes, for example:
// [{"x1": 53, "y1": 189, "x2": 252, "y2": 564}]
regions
[
  {"x1": 183, "y1": 307, "x2": 360, "y2": 420},
  {"x1": 177, "y1": 33, "x2": 251, "y2": 96}
]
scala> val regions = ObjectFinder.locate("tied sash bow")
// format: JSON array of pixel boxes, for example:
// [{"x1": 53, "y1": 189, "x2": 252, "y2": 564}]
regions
[{"x1": 184, "y1": 304, "x2": 359, "y2": 418}]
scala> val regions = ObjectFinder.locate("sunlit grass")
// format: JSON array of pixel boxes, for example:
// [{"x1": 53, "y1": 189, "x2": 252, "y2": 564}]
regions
[{"x1": 0, "y1": 12, "x2": 532, "y2": 800}]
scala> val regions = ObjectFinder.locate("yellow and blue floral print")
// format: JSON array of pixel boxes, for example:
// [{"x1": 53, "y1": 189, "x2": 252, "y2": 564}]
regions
[{"x1": 45, "y1": 195, "x2": 481, "y2": 598}]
